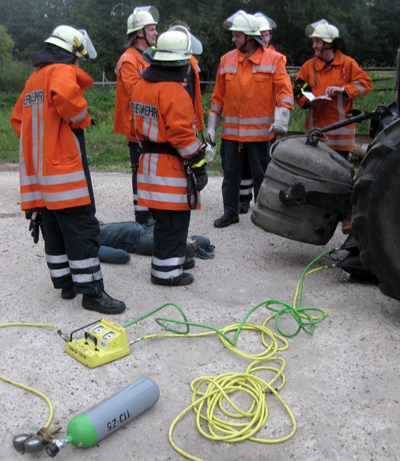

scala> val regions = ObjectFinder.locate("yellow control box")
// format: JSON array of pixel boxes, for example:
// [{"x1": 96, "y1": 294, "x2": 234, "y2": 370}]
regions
[{"x1": 65, "y1": 318, "x2": 130, "y2": 368}]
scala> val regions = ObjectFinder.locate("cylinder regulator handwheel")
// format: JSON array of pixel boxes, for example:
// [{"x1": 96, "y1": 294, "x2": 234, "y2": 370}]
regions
[
  {"x1": 24, "y1": 436, "x2": 44, "y2": 453},
  {"x1": 12, "y1": 433, "x2": 30, "y2": 452},
  {"x1": 352, "y1": 136, "x2": 400, "y2": 301}
]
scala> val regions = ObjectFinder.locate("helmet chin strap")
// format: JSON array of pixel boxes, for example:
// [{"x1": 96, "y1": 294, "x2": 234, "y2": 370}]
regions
[
  {"x1": 239, "y1": 35, "x2": 252, "y2": 53},
  {"x1": 317, "y1": 40, "x2": 334, "y2": 61},
  {"x1": 136, "y1": 29, "x2": 152, "y2": 48}
]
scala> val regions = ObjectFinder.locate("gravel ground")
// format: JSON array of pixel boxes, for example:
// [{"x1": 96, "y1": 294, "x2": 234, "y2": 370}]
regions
[{"x1": 1, "y1": 170, "x2": 399, "y2": 461}]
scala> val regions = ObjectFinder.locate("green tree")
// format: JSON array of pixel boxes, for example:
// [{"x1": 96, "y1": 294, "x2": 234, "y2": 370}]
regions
[{"x1": 0, "y1": 25, "x2": 14, "y2": 62}]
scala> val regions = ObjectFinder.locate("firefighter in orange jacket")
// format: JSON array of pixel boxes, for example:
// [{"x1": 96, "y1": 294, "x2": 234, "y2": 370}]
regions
[
  {"x1": 294, "y1": 20, "x2": 372, "y2": 161},
  {"x1": 238, "y1": 12, "x2": 287, "y2": 215},
  {"x1": 10, "y1": 26, "x2": 125, "y2": 314},
  {"x1": 254, "y1": 12, "x2": 287, "y2": 64},
  {"x1": 131, "y1": 27, "x2": 207, "y2": 287},
  {"x1": 113, "y1": 6, "x2": 158, "y2": 226},
  {"x1": 206, "y1": 10, "x2": 294, "y2": 228},
  {"x1": 169, "y1": 21, "x2": 206, "y2": 135}
]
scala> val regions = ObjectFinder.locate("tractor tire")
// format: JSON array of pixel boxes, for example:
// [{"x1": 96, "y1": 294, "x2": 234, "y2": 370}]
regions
[{"x1": 352, "y1": 119, "x2": 400, "y2": 301}]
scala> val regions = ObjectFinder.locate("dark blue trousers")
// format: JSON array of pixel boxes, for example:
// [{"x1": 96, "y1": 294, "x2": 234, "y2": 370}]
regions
[{"x1": 220, "y1": 139, "x2": 270, "y2": 216}]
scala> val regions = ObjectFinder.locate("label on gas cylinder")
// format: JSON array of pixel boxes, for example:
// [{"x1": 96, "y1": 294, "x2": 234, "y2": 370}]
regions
[{"x1": 106, "y1": 409, "x2": 131, "y2": 432}]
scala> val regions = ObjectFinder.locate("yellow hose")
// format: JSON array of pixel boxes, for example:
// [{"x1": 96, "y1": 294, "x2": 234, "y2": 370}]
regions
[{"x1": 169, "y1": 364, "x2": 296, "y2": 461}]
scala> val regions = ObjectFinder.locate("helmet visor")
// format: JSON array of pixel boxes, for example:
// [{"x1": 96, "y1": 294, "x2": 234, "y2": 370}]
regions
[
  {"x1": 168, "y1": 25, "x2": 203, "y2": 55},
  {"x1": 254, "y1": 13, "x2": 277, "y2": 31},
  {"x1": 79, "y1": 30, "x2": 97, "y2": 59},
  {"x1": 132, "y1": 5, "x2": 159, "y2": 24},
  {"x1": 305, "y1": 20, "x2": 334, "y2": 42},
  {"x1": 223, "y1": 10, "x2": 257, "y2": 33}
]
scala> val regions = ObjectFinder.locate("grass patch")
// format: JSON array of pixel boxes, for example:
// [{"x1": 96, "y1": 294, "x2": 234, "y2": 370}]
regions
[
  {"x1": 0, "y1": 92, "x2": 20, "y2": 162},
  {"x1": 0, "y1": 71, "x2": 396, "y2": 172}
]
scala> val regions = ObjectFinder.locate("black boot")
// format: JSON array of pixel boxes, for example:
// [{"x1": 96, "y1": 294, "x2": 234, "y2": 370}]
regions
[
  {"x1": 214, "y1": 213, "x2": 239, "y2": 228},
  {"x1": 82, "y1": 291, "x2": 126, "y2": 314},
  {"x1": 239, "y1": 201, "x2": 250, "y2": 214},
  {"x1": 61, "y1": 284, "x2": 76, "y2": 300},
  {"x1": 151, "y1": 273, "x2": 194, "y2": 286},
  {"x1": 183, "y1": 258, "x2": 195, "y2": 270}
]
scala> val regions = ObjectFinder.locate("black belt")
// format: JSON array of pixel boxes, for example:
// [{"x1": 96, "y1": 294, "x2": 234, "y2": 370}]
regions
[{"x1": 141, "y1": 141, "x2": 179, "y2": 156}]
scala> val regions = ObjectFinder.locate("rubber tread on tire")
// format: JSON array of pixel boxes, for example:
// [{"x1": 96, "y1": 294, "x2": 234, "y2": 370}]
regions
[{"x1": 352, "y1": 122, "x2": 400, "y2": 301}]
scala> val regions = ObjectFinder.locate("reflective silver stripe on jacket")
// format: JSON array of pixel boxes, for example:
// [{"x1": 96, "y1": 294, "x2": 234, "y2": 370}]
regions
[
  {"x1": 252, "y1": 65, "x2": 276, "y2": 72},
  {"x1": 19, "y1": 120, "x2": 26, "y2": 178},
  {"x1": 337, "y1": 94, "x2": 346, "y2": 121},
  {"x1": 21, "y1": 186, "x2": 89, "y2": 205},
  {"x1": 211, "y1": 103, "x2": 222, "y2": 112},
  {"x1": 138, "y1": 173, "x2": 187, "y2": 188},
  {"x1": 353, "y1": 81, "x2": 365, "y2": 96},
  {"x1": 20, "y1": 170, "x2": 86, "y2": 187},
  {"x1": 177, "y1": 139, "x2": 202, "y2": 157},
  {"x1": 222, "y1": 127, "x2": 271, "y2": 136},
  {"x1": 326, "y1": 127, "x2": 356, "y2": 136},
  {"x1": 64, "y1": 107, "x2": 88, "y2": 124},
  {"x1": 223, "y1": 116, "x2": 274, "y2": 125},
  {"x1": 278, "y1": 96, "x2": 294, "y2": 105},
  {"x1": 133, "y1": 192, "x2": 147, "y2": 211},
  {"x1": 220, "y1": 66, "x2": 237, "y2": 74},
  {"x1": 41, "y1": 188, "x2": 89, "y2": 203},
  {"x1": 141, "y1": 153, "x2": 160, "y2": 177},
  {"x1": 326, "y1": 139, "x2": 355, "y2": 147},
  {"x1": 138, "y1": 190, "x2": 190, "y2": 204},
  {"x1": 21, "y1": 190, "x2": 44, "y2": 203}
]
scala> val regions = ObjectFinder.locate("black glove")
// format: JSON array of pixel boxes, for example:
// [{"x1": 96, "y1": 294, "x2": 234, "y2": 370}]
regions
[
  {"x1": 186, "y1": 149, "x2": 208, "y2": 192},
  {"x1": 293, "y1": 78, "x2": 312, "y2": 100},
  {"x1": 25, "y1": 211, "x2": 43, "y2": 244}
]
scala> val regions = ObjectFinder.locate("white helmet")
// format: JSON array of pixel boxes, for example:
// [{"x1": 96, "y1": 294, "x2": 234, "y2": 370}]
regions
[
  {"x1": 143, "y1": 26, "x2": 202, "y2": 67},
  {"x1": 45, "y1": 25, "x2": 97, "y2": 59},
  {"x1": 125, "y1": 6, "x2": 159, "y2": 47},
  {"x1": 253, "y1": 13, "x2": 277, "y2": 32},
  {"x1": 223, "y1": 10, "x2": 265, "y2": 47},
  {"x1": 305, "y1": 19, "x2": 339, "y2": 43}
]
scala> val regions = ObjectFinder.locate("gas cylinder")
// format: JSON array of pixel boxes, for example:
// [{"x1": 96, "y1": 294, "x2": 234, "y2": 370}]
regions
[{"x1": 46, "y1": 378, "x2": 159, "y2": 456}]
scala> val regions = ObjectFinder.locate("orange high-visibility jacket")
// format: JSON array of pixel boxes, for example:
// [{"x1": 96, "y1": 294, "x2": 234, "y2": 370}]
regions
[
  {"x1": 10, "y1": 64, "x2": 93, "y2": 211},
  {"x1": 268, "y1": 45, "x2": 287, "y2": 65},
  {"x1": 189, "y1": 56, "x2": 205, "y2": 132},
  {"x1": 210, "y1": 46, "x2": 293, "y2": 142},
  {"x1": 295, "y1": 50, "x2": 372, "y2": 152},
  {"x1": 113, "y1": 47, "x2": 149, "y2": 143},
  {"x1": 132, "y1": 79, "x2": 202, "y2": 211}
]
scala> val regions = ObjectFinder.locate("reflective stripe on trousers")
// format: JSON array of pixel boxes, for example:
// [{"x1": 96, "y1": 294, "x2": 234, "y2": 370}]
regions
[
  {"x1": 151, "y1": 209, "x2": 190, "y2": 282},
  {"x1": 41, "y1": 207, "x2": 104, "y2": 295}
]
